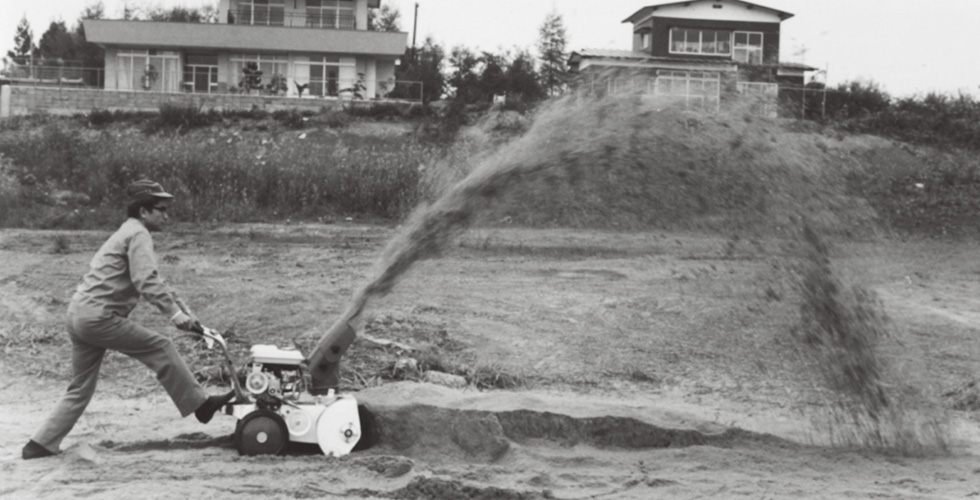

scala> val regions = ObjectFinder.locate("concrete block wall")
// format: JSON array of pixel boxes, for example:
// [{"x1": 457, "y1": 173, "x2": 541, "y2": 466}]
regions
[{"x1": 3, "y1": 85, "x2": 351, "y2": 116}]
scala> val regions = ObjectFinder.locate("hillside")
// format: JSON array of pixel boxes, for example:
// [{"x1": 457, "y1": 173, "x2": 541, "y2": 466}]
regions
[{"x1": 1, "y1": 98, "x2": 979, "y2": 239}]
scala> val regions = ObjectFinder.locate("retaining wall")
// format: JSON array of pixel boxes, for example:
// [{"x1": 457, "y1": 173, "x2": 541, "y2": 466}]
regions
[{"x1": 1, "y1": 85, "x2": 367, "y2": 116}]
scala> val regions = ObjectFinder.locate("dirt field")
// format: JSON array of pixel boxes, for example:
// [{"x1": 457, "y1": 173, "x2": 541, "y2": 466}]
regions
[{"x1": 1, "y1": 223, "x2": 979, "y2": 499}]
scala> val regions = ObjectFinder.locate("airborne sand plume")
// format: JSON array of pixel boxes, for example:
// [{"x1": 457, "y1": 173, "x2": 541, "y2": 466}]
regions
[{"x1": 322, "y1": 95, "x2": 950, "y2": 455}]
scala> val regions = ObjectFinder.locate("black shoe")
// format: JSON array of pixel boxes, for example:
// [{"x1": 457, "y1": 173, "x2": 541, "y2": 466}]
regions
[
  {"x1": 195, "y1": 390, "x2": 236, "y2": 424},
  {"x1": 22, "y1": 440, "x2": 56, "y2": 460}
]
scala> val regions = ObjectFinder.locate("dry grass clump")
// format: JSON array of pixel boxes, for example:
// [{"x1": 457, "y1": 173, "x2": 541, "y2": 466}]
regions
[{"x1": 790, "y1": 221, "x2": 950, "y2": 455}]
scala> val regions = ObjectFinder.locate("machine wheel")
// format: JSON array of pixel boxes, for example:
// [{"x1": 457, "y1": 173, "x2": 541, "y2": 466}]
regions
[{"x1": 235, "y1": 410, "x2": 288, "y2": 456}]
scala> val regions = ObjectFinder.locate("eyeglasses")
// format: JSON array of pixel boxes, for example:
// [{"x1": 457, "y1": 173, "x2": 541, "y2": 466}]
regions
[{"x1": 150, "y1": 206, "x2": 168, "y2": 213}]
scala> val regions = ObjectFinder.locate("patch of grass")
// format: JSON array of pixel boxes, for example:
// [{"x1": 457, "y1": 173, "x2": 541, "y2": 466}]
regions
[{"x1": 465, "y1": 362, "x2": 526, "y2": 390}]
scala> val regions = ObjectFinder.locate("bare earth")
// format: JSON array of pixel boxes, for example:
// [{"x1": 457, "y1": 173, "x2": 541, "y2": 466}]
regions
[{"x1": 1, "y1": 224, "x2": 979, "y2": 499}]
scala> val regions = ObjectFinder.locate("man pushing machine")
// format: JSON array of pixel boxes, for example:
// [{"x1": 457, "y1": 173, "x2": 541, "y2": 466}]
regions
[{"x1": 23, "y1": 180, "x2": 234, "y2": 460}]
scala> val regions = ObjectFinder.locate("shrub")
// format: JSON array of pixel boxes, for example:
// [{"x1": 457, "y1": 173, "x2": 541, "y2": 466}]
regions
[
  {"x1": 272, "y1": 109, "x2": 307, "y2": 129},
  {"x1": 88, "y1": 108, "x2": 115, "y2": 128},
  {"x1": 345, "y1": 102, "x2": 405, "y2": 118},
  {"x1": 150, "y1": 103, "x2": 215, "y2": 132}
]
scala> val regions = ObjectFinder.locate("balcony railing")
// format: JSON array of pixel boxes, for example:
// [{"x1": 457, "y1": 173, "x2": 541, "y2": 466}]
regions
[
  {"x1": 229, "y1": 7, "x2": 357, "y2": 30},
  {"x1": 1, "y1": 61, "x2": 105, "y2": 88}
]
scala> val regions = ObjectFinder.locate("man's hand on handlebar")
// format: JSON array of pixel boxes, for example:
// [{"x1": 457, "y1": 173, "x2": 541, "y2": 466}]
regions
[{"x1": 171, "y1": 311, "x2": 201, "y2": 332}]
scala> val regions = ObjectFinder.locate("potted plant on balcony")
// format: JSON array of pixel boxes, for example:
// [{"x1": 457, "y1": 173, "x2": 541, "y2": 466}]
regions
[
  {"x1": 239, "y1": 62, "x2": 263, "y2": 94},
  {"x1": 141, "y1": 64, "x2": 159, "y2": 91},
  {"x1": 267, "y1": 73, "x2": 288, "y2": 96},
  {"x1": 340, "y1": 72, "x2": 366, "y2": 100}
]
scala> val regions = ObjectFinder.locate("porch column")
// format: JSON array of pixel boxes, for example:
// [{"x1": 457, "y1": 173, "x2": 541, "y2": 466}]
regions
[
  {"x1": 364, "y1": 59, "x2": 377, "y2": 99},
  {"x1": 0, "y1": 84, "x2": 10, "y2": 118}
]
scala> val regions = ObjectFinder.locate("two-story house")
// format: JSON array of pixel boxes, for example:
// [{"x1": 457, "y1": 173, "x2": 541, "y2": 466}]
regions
[
  {"x1": 568, "y1": 0, "x2": 815, "y2": 112},
  {"x1": 82, "y1": 0, "x2": 407, "y2": 99}
]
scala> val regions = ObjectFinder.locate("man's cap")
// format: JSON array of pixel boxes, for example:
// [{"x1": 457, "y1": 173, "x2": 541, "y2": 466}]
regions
[{"x1": 126, "y1": 179, "x2": 173, "y2": 201}]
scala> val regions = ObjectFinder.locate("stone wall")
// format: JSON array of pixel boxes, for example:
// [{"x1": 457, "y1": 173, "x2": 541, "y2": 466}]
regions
[{"x1": 3, "y1": 85, "x2": 356, "y2": 116}]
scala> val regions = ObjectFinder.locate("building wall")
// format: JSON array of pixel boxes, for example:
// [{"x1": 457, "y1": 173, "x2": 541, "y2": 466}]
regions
[
  {"x1": 631, "y1": 19, "x2": 654, "y2": 52},
  {"x1": 100, "y1": 45, "x2": 394, "y2": 99},
  {"x1": 649, "y1": 18, "x2": 781, "y2": 65}
]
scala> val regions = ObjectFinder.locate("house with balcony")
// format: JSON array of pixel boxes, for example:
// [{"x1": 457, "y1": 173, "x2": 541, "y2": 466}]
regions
[
  {"x1": 568, "y1": 0, "x2": 815, "y2": 112},
  {"x1": 82, "y1": 0, "x2": 408, "y2": 100}
]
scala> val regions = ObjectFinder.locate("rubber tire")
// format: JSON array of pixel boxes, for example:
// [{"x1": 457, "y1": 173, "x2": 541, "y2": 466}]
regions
[{"x1": 235, "y1": 409, "x2": 288, "y2": 456}]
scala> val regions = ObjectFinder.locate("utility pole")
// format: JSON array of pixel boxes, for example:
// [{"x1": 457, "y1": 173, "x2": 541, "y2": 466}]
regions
[
  {"x1": 822, "y1": 63, "x2": 828, "y2": 120},
  {"x1": 796, "y1": 44, "x2": 809, "y2": 119},
  {"x1": 412, "y1": 2, "x2": 419, "y2": 63}
]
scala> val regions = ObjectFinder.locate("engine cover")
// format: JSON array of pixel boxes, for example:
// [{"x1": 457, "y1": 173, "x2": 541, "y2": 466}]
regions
[{"x1": 249, "y1": 345, "x2": 305, "y2": 366}]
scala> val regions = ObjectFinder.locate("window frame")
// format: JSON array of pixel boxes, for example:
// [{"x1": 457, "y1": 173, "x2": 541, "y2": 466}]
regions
[
  {"x1": 238, "y1": 0, "x2": 286, "y2": 26},
  {"x1": 733, "y1": 31, "x2": 764, "y2": 64},
  {"x1": 668, "y1": 28, "x2": 732, "y2": 56},
  {"x1": 231, "y1": 53, "x2": 290, "y2": 91},
  {"x1": 116, "y1": 49, "x2": 180, "y2": 92},
  {"x1": 305, "y1": 0, "x2": 356, "y2": 29},
  {"x1": 294, "y1": 55, "x2": 356, "y2": 97}
]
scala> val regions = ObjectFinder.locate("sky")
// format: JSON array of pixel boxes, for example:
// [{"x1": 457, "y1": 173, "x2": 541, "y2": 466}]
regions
[{"x1": 3, "y1": 0, "x2": 979, "y2": 98}]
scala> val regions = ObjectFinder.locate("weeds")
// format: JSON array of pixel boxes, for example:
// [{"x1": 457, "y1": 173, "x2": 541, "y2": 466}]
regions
[
  {"x1": 51, "y1": 234, "x2": 71, "y2": 254},
  {"x1": 0, "y1": 120, "x2": 428, "y2": 227}
]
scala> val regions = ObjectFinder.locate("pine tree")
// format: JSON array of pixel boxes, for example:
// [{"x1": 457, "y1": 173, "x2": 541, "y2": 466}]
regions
[
  {"x1": 395, "y1": 36, "x2": 445, "y2": 104},
  {"x1": 7, "y1": 16, "x2": 36, "y2": 65},
  {"x1": 76, "y1": 2, "x2": 106, "y2": 72},
  {"x1": 537, "y1": 10, "x2": 569, "y2": 97},
  {"x1": 38, "y1": 21, "x2": 77, "y2": 63},
  {"x1": 506, "y1": 49, "x2": 544, "y2": 102}
]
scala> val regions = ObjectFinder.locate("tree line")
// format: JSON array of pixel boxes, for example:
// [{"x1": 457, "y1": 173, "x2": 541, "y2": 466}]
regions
[{"x1": 3, "y1": 1, "x2": 570, "y2": 107}]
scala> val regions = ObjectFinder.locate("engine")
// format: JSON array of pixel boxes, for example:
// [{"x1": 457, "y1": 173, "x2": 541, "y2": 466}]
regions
[{"x1": 243, "y1": 344, "x2": 306, "y2": 410}]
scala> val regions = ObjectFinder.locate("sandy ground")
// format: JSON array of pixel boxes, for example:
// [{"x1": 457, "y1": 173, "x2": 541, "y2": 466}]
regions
[{"x1": 1, "y1": 224, "x2": 979, "y2": 499}]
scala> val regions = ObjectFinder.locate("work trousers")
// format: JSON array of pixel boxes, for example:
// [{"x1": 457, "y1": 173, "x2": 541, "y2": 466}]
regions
[{"x1": 31, "y1": 306, "x2": 209, "y2": 453}]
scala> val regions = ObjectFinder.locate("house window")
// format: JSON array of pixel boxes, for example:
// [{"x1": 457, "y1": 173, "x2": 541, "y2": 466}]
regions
[
  {"x1": 231, "y1": 54, "x2": 289, "y2": 92},
  {"x1": 294, "y1": 56, "x2": 356, "y2": 97},
  {"x1": 238, "y1": 0, "x2": 286, "y2": 26},
  {"x1": 733, "y1": 31, "x2": 763, "y2": 64},
  {"x1": 669, "y1": 28, "x2": 731, "y2": 55},
  {"x1": 642, "y1": 33, "x2": 651, "y2": 49},
  {"x1": 117, "y1": 49, "x2": 180, "y2": 92},
  {"x1": 306, "y1": 0, "x2": 355, "y2": 29},
  {"x1": 183, "y1": 54, "x2": 218, "y2": 93}
]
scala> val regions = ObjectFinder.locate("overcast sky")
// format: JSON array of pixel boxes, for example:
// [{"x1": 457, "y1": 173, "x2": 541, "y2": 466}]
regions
[{"x1": 4, "y1": 0, "x2": 978, "y2": 97}]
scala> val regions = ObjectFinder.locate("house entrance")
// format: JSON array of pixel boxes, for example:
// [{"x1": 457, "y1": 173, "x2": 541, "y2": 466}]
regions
[{"x1": 183, "y1": 54, "x2": 218, "y2": 93}]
